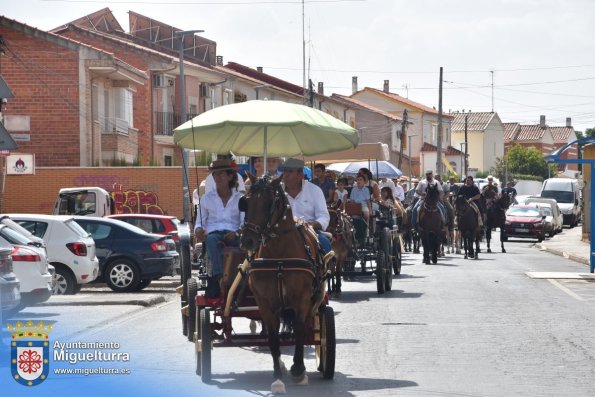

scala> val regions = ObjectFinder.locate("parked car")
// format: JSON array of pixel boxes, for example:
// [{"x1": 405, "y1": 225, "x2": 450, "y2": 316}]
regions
[
  {"x1": 504, "y1": 205, "x2": 547, "y2": 242},
  {"x1": 0, "y1": 247, "x2": 20, "y2": 316},
  {"x1": 9, "y1": 214, "x2": 99, "y2": 295},
  {"x1": 0, "y1": 215, "x2": 46, "y2": 248},
  {"x1": 107, "y1": 214, "x2": 182, "y2": 253},
  {"x1": 0, "y1": 225, "x2": 52, "y2": 310},
  {"x1": 525, "y1": 197, "x2": 563, "y2": 235},
  {"x1": 540, "y1": 178, "x2": 581, "y2": 227},
  {"x1": 72, "y1": 217, "x2": 179, "y2": 292}
]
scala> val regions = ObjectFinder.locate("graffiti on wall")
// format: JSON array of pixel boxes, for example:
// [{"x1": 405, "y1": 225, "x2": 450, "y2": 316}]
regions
[{"x1": 111, "y1": 184, "x2": 166, "y2": 215}]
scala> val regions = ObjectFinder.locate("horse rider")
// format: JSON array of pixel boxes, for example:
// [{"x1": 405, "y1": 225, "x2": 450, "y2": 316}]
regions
[
  {"x1": 194, "y1": 159, "x2": 245, "y2": 298},
  {"x1": 446, "y1": 175, "x2": 461, "y2": 196},
  {"x1": 481, "y1": 175, "x2": 499, "y2": 208},
  {"x1": 194, "y1": 153, "x2": 246, "y2": 205},
  {"x1": 403, "y1": 178, "x2": 419, "y2": 207},
  {"x1": 282, "y1": 158, "x2": 333, "y2": 260},
  {"x1": 501, "y1": 181, "x2": 518, "y2": 204},
  {"x1": 458, "y1": 175, "x2": 484, "y2": 227},
  {"x1": 411, "y1": 170, "x2": 447, "y2": 230},
  {"x1": 312, "y1": 163, "x2": 337, "y2": 204}
]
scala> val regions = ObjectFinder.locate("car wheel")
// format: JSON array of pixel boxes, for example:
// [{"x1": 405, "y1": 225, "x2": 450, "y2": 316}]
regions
[
  {"x1": 105, "y1": 259, "x2": 141, "y2": 292},
  {"x1": 53, "y1": 265, "x2": 78, "y2": 295}
]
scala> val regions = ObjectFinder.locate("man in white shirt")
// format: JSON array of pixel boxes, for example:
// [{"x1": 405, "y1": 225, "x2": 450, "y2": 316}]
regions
[
  {"x1": 411, "y1": 170, "x2": 446, "y2": 229},
  {"x1": 282, "y1": 158, "x2": 331, "y2": 254}
]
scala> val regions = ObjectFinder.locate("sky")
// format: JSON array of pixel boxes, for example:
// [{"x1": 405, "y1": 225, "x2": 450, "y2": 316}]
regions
[{"x1": 3, "y1": 0, "x2": 595, "y2": 133}]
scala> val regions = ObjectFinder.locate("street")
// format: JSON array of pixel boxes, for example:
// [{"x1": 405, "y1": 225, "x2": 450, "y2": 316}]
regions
[{"x1": 3, "y1": 237, "x2": 595, "y2": 397}]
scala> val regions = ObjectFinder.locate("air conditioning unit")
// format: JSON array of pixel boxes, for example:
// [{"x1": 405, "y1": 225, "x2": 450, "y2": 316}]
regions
[{"x1": 200, "y1": 83, "x2": 210, "y2": 98}]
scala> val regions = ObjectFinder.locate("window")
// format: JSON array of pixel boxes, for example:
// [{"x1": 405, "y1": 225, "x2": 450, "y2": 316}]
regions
[
  {"x1": 78, "y1": 221, "x2": 112, "y2": 240},
  {"x1": 14, "y1": 221, "x2": 48, "y2": 239},
  {"x1": 431, "y1": 124, "x2": 437, "y2": 144},
  {"x1": 114, "y1": 87, "x2": 134, "y2": 131},
  {"x1": 92, "y1": 85, "x2": 99, "y2": 123},
  {"x1": 164, "y1": 155, "x2": 172, "y2": 166}
]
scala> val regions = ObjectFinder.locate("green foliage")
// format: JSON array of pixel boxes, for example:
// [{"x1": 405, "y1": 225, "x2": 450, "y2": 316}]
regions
[
  {"x1": 107, "y1": 154, "x2": 128, "y2": 167},
  {"x1": 491, "y1": 144, "x2": 554, "y2": 181},
  {"x1": 576, "y1": 127, "x2": 595, "y2": 139},
  {"x1": 148, "y1": 157, "x2": 160, "y2": 166},
  {"x1": 475, "y1": 171, "x2": 488, "y2": 178},
  {"x1": 132, "y1": 156, "x2": 142, "y2": 166}
]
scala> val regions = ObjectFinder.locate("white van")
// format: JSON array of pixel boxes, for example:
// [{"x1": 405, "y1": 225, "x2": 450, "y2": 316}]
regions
[{"x1": 540, "y1": 178, "x2": 581, "y2": 227}]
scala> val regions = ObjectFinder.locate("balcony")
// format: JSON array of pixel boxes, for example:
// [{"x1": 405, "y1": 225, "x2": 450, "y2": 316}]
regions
[{"x1": 154, "y1": 112, "x2": 198, "y2": 136}]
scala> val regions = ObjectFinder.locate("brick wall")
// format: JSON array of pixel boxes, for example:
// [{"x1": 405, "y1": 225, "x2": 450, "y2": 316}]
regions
[
  {"x1": 0, "y1": 26, "x2": 81, "y2": 166},
  {"x1": 2, "y1": 167, "x2": 210, "y2": 219}
]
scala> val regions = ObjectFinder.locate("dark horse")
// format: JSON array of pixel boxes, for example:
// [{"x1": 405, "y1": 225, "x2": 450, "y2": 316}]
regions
[
  {"x1": 403, "y1": 205, "x2": 420, "y2": 253},
  {"x1": 485, "y1": 193, "x2": 512, "y2": 253},
  {"x1": 455, "y1": 195, "x2": 482, "y2": 259},
  {"x1": 418, "y1": 183, "x2": 442, "y2": 264},
  {"x1": 240, "y1": 175, "x2": 328, "y2": 394},
  {"x1": 326, "y1": 202, "x2": 354, "y2": 298}
]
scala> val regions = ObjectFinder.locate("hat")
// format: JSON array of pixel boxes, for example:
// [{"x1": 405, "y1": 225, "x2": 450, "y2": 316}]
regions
[
  {"x1": 282, "y1": 158, "x2": 305, "y2": 170},
  {"x1": 425, "y1": 169, "x2": 433, "y2": 175},
  {"x1": 412, "y1": 178, "x2": 419, "y2": 183},
  {"x1": 487, "y1": 175, "x2": 494, "y2": 180},
  {"x1": 209, "y1": 159, "x2": 236, "y2": 172}
]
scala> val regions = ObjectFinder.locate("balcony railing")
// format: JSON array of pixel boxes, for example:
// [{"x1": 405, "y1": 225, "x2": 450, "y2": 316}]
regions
[
  {"x1": 102, "y1": 117, "x2": 130, "y2": 134},
  {"x1": 154, "y1": 112, "x2": 198, "y2": 136}
]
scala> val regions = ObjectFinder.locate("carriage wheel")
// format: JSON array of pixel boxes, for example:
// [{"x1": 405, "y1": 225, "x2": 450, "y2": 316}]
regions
[
  {"x1": 380, "y1": 228, "x2": 392, "y2": 292},
  {"x1": 194, "y1": 308, "x2": 202, "y2": 376},
  {"x1": 180, "y1": 237, "x2": 192, "y2": 336},
  {"x1": 315, "y1": 306, "x2": 336, "y2": 379},
  {"x1": 200, "y1": 308, "x2": 212, "y2": 382},
  {"x1": 186, "y1": 278, "x2": 198, "y2": 342},
  {"x1": 393, "y1": 237, "x2": 402, "y2": 275},
  {"x1": 376, "y1": 252, "x2": 386, "y2": 294}
]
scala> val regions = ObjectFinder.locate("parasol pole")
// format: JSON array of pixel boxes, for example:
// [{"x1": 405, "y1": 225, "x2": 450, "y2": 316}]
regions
[{"x1": 263, "y1": 126, "x2": 268, "y2": 177}]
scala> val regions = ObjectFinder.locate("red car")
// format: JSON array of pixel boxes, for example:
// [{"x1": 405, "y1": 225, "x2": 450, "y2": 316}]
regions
[
  {"x1": 107, "y1": 214, "x2": 181, "y2": 249},
  {"x1": 504, "y1": 205, "x2": 547, "y2": 242}
]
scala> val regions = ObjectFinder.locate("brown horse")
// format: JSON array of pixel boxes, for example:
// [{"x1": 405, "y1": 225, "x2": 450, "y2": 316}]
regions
[
  {"x1": 418, "y1": 183, "x2": 442, "y2": 264},
  {"x1": 485, "y1": 192, "x2": 512, "y2": 253},
  {"x1": 455, "y1": 195, "x2": 482, "y2": 259},
  {"x1": 326, "y1": 202, "x2": 354, "y2": 298},
  {"x1": 403, "y1": 205, "x2": 420, "y2": 253},
  {"x1": 240, "y1": 175, "x2": 328, "y2": 393}
]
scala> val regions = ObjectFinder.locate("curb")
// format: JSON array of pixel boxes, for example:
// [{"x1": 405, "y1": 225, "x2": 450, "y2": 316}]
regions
[
  {"x1": 36, "y1": 294, "x2": 167, "y2": 308},
  {"x1": 537, "y1": 243, "x2": 590, "y2": 266}
]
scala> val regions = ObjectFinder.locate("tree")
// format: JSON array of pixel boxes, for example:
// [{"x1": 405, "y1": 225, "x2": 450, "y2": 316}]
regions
[
  {"x1": 576, "y1": 127, "x2": 595, "y2": 139},
  {"x1": 495, "y1": 144, "x2": 554, "y2": 181}
]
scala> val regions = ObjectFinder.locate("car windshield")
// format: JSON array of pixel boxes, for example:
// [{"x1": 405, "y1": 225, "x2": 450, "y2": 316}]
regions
[
  {"x1": 507, "y1": 207, "x2": 541, "y2": 217},
  {"x1": 540, "y1": 207, "x2": 552, "y2": 216},
  {"x1": 541, "y1": 190, "x2": 574, "y2": 203}
]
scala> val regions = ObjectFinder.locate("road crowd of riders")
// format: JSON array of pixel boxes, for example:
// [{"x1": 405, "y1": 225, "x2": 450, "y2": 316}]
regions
[{"x1": 192, "y1": 153, "x2": 517, "y2": 296}]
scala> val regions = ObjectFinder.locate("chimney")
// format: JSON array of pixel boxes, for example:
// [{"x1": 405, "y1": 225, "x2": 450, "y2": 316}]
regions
[
  {"x1": 352, "y1": 76, "x2": 358, "y2": 94},
  {"x1": 317, "y1": 82, "x2": 324, "y2": 95},
  {"x1": 566, "y1": 117, "x2": 572, "y2": 128},
  {"x1": 383, "y1": 80, "x2": 389, "y2": 93},
  {"x1": 216, "y1": 55, "x2": 223, "y2": 66},
  {"x1": 256, "y1": 66, "x2": 263, "y2": 73},
  {"x1": 539, "y1": 115, "x2": 546, "y2": 128}
]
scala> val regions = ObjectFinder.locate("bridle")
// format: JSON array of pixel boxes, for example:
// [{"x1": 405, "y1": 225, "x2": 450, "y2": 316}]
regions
[{"x1": 241, "y1": 177, "x2": 291, "y2": 246}]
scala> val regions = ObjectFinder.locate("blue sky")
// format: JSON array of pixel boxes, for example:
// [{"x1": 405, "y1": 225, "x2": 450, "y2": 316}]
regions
[{"x1": 4, "y1": 0, "x2": 595, "y2": 132}]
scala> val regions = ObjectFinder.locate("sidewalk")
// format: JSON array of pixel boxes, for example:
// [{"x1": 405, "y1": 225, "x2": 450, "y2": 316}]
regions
[{"x1": 536, "y1": 225, "x2": 591, "y2": 268}]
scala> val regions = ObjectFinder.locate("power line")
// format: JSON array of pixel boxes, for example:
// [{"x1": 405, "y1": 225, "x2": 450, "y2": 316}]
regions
[{"x1": 41, "y1": 0, "x2": 365, "y2": 4}]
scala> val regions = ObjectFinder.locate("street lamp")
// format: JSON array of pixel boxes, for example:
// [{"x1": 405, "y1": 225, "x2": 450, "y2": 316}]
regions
[
  {"x1": 177, "y1": 29, "x2": 204, "y2": 223},
  {"x1": 408, "y1": 134, "x2": 417, "y2": 189}
]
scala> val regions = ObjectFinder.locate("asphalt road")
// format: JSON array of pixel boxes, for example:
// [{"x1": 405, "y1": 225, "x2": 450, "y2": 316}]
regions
[{"x1": 3, "y1": 238, "x2": 595, "y2": 397}]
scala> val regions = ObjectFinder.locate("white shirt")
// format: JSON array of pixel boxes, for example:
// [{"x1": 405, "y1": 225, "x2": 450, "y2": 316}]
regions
[
  {"x1": 283, "y1": 180, "x2": 330, "y2": 230},
  {"x1": 394, "y1": 184, "x2": 405, "y2": 201},
  {"x1": 416, "y1": 178, "x2": 443, "y2": 196},
  {"x1": 336, "y1": 188, "x2": 349, "y2": 202},
  {"x1": 194, "y1": 190, "x2": 245, "y2": 233}
]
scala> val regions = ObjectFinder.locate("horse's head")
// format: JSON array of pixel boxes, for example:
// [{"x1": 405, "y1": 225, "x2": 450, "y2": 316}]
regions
[
  {"x1": 499, "y1": 191, "x2": 512, "y2": 209},
  {"x1": 326, "y1": 204, "x2": 340, "y2": 234},
  {"x1": 455, "y1": 194, "x2": 468, "y2": 212},
  {"x1": 425, "y1": 182, "x2": 440, "y2": 204},
  {"x1": 240, "y1": 173, "x2": 289, "y2": 251}
]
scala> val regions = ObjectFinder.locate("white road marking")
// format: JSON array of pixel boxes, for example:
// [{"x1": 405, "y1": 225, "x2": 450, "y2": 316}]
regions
[{"x1": 548, "y1": 279, "x2": 586, "y2": 301}]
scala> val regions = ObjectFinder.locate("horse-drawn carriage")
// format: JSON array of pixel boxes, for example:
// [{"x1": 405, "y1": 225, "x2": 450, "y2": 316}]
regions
[
  {"x1": 180, "y1": 245, "x2": 336, "y2": 384},
  {"x1": 339, "y1": 199, "x2": 402, "y2": 294}
]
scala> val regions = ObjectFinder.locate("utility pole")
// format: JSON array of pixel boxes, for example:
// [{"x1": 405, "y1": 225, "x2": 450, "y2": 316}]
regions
[
  {"x1": 490, "y1": 70, "x2": 494, "y2": 112},
  {"x1": 398, "y1": 109, "x2": 408, "y2": 170},
  {"x1": 436, "y1": 66, "x2": 443, "y2": 176},
  {"x1": 177, "y1": 29, "x2": 204, "y2": 223},
  {"x1": 302, "y1": 0, "x2": 306, "y2": 104},
  {"x1": 464, "y1": 113, "x2": 469, "y2": 177}
]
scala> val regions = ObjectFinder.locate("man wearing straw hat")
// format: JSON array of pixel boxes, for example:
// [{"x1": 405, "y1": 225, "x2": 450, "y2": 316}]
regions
[{"x1": 194, "y1": 159, "x2": 244, "y2": 298}]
